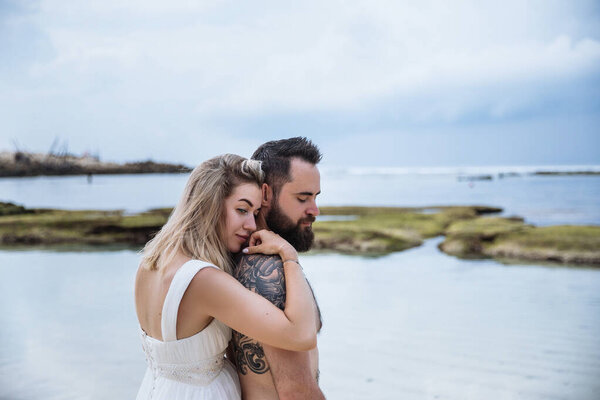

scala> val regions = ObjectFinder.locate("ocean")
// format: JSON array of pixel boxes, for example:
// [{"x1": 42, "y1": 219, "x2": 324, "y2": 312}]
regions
[
  {"x1": 1, "y1": 165, "x2": 600, "y2": 225},
  {"x1": 0, "y1": 166, "x2": 599, "y2": 399}
]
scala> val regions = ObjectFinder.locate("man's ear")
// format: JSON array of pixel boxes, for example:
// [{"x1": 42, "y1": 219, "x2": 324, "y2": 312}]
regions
[{"x1": 261, "y1": 183, "x2": 272, "y2": 207}]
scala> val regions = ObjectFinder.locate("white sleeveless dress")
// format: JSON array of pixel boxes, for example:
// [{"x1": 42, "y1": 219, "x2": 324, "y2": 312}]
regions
[{"x1": 136, "y1": 260, "x2": 242, "y2": 400}]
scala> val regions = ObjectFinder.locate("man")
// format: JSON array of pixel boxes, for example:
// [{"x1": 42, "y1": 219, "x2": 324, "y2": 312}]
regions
[{"x1": 232, "y1": 137, "x2": 325, "y2": 399}]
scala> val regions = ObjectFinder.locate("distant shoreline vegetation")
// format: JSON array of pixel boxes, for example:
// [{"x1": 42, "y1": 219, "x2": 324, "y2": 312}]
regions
[
  {"x1": 0, "y1": 151, "x2": 191, "y2": 177},
  {"x1": 1, "y1": 151, "x2": 599, "y2": 178},
  {"x1": 322, "y1": 165, "x2": 600, "y2": 177},
  {"x1": 457, "y1": 170, "x2": 600, "y2": 181},
  {"x1": 1, "y1": 202, "x2": 598, "y2": 267}
]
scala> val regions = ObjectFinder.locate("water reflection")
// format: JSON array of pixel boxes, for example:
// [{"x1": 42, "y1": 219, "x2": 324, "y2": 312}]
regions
[{"x1": 1, "y1": 240, "x2": 599, "y2": 399}]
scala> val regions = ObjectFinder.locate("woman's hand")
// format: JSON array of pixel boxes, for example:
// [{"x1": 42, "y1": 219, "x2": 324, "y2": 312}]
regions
[{"x1": 243, "y1": 229, "x2": 298, "y2": 262}]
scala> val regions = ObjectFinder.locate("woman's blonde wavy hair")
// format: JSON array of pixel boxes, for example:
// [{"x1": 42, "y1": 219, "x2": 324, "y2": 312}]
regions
[{"x1": 140, "y1": 154, "x2": 264, "y2": 274}]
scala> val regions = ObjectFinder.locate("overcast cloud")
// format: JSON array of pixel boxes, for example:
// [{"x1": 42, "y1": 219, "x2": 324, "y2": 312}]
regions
[{"x1": 1, "y1": 0, "x2": 599, "y2": 166}]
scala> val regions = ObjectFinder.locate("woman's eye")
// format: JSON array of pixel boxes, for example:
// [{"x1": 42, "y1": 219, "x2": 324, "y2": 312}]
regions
[{"x1": 237, "y1": 208, "x2": 248, "y2": 215}]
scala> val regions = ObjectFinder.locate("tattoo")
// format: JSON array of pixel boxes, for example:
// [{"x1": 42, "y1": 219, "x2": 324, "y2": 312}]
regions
[
  {"x1": 231, "y1": 253, "x2": 323, "y2": 377},
  {"x1": 232, "y1": 331, "x2": 269, "y2": 374},
  {"x1": 235, "y1": 254, "x2": 286, "y2": 309},
  {"x1": 232, "y1": 254, "x2": 285, "y2": 375}
]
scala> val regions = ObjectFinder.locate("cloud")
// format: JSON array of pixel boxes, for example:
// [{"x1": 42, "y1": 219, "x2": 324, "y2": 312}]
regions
[
  {"x1": 16, "y1": 2, "x2": 600, "y2": 112},
  {"x1": 1, "y1": 0, "x2": 599, "y2": 164}
]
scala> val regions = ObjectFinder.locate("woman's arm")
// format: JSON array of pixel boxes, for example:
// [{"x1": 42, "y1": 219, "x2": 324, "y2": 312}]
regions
[{"x1": 191, "y1": 231, "x2": 318, "y2": 351}]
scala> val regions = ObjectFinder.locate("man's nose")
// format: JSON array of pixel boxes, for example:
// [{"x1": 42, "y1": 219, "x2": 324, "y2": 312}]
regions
[{"x1": 306, "y1": 200, "x2": 320, "y2": 217}]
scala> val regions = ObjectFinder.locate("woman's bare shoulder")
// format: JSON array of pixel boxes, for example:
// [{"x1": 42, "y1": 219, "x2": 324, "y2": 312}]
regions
[{"x1": 187, "y1": 263, "x2": 232, "y2": 291}]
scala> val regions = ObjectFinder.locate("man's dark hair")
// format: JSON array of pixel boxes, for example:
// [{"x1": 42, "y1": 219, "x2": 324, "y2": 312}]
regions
[{"x1": 251, "y1": 137, "x2": 322, "y2": 195}]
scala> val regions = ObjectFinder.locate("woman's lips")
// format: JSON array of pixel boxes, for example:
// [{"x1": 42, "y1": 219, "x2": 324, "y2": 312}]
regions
[{"x1": 236, "y1": 234, "x2": 249, "y2": 242}]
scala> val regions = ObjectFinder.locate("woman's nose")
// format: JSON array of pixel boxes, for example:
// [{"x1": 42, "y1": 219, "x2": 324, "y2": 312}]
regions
[{"x1": 244, "y1": 215, "x2": 257, "y2": 231}]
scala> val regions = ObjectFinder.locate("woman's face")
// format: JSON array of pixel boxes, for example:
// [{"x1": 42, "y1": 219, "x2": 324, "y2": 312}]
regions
[{"x1": 222, "y1": 182, "x2": 262, "y2": 253}]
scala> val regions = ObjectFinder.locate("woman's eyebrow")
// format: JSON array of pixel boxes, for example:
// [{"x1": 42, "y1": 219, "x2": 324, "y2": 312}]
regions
[{"x1": 238, "y1": 199, "x2": 254, "y2": 207}]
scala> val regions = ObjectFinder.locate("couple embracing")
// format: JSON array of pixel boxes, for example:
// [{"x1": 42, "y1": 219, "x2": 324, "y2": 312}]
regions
[{"x1": 134, "y1": 137, "x2": 325, "y2": 399}]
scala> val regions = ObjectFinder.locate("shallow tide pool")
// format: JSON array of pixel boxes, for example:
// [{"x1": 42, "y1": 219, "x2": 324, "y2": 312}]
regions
[{"x1": 1, "y1": 238, "x2": 599, "y2": 399}]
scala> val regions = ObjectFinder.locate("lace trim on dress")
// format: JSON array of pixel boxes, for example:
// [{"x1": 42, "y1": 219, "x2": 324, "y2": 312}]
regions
[
  {"x1": 153, "y1": 356, "x2": 225, "y2": 386},
  {"x1": 141, "y1": 331, "x2": 226, "y2": 386}
]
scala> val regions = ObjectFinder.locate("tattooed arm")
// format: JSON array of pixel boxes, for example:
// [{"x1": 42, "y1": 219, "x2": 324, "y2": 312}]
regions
[{"x1": 233, "y1": 253, "x2": 324, "y2": 399}]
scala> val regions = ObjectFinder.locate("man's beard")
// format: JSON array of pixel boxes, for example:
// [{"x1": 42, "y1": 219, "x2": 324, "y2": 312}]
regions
[{"x1": 266, "y1": 201, "x2": 315, "y2": 252}]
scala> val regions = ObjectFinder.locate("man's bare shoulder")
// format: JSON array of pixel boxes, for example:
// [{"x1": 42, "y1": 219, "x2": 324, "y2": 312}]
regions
[
  {"x1": 234, "y1": 253, "x2": 286, "y2": 309},
  {"x1": 235, "y1": 253, "x2": 283, "y2": 274}
]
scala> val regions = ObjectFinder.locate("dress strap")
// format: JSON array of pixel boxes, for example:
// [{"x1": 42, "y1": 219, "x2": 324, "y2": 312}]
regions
[{"x1": 161, "y1": 260, "x2": 219, "y2": 342}]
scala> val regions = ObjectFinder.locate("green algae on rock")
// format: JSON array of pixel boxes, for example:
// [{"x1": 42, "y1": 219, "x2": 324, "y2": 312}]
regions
[
  {"x1": 0, "y1": 201, "x2": 33, "y2": 216},
  {"x1": 0, "y1": 205, "x2": 167, "y2": 246},
  {"x1": 0, "y1": 203, "x2": 499, "y2": 255},
  {"x1": 313, "y1": 206, "x2": 501, "y2": 255},
  {"x1": 1, "y1": 202, "x2": 598, "y2": 266},
  {"x1": 485, "y1": 225, "x2": 600, "y2": 265},
  {"x1": 439, "y1": 218, "x2": 600, "y2": 265}
]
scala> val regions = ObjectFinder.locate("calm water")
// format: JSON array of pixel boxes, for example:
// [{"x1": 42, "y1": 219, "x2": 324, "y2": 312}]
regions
[
  {"x1": 0, "y1": 167, "x2": 599, "y2": 225},
  {"x1": 1, "y1": 240, "x2": 599, "y2": 399},
  {"x1": 0, "y1": 168, "x2": 599, "y2": 399}
]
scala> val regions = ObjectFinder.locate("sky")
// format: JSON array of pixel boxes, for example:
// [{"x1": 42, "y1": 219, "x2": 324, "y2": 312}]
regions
[{"x1": 1, "y1": 0, "x2": 599, "y2": 167}]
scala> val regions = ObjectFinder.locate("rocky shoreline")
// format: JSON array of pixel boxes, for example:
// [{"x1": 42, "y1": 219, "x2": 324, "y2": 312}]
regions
[
  {"x1": 1, "y1": 202, "x2": 598, "y2": 266},
  {"x1": 0, "y1": 151, "x2": 191, "y2": 177},
  {"x1": 2, "y1": 152, "x2": 598, "y2": 179}
]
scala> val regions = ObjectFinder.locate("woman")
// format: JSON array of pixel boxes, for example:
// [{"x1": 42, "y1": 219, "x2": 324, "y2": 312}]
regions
[{"x1": 134, "y1": 154, "x2": 318, "y2": 399}]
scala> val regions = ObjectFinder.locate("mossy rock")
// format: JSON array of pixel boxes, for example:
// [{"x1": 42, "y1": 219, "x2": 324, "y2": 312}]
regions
[
  {"x1": 312, "y1": 224, "x2": 422, "y2": 255},
  {"x1": 313, "y1": 205, "x2": 495, "y2": 255},
  {"x1": 484, "y1": 225, "x2": 600, "y2": 264},
  {"x1": 0, "y1": 207, "x2": 166, "y2": 246},
  {"x1": 440, "y1": 221, "x2": 600, "y2": 265},
  {"x1": 440, "y1": 216, "x2": 530, "y2": 258},
  {"x1": 7, "y1": 204, "x2": 597, "y2": 265},
  {"x1": 438, "y1": 237, "x2": 484, "y2": 257},
  {"x1": 0, "y1": 204, "x2": 486, "y2": 255},
  {"x1": 0, "y1": 201, "x2": 32, "y2": 216},
  {"x1": 444, "y1": 217, "x2": 528, "y2": 240}
]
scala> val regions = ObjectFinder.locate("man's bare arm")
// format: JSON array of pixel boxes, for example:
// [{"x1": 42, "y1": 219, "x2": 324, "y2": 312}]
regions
[{"x1": 233, "y1": 254, "x2": 324, "y2": 399}]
